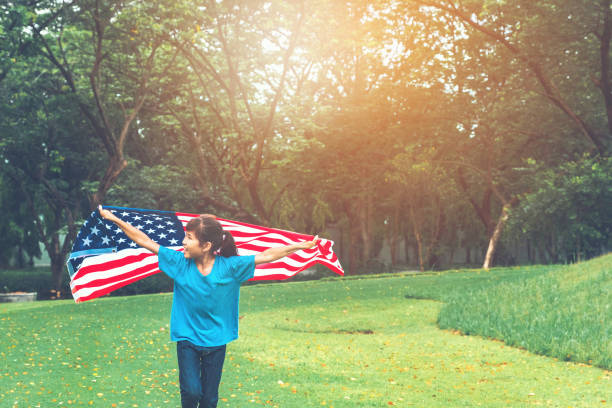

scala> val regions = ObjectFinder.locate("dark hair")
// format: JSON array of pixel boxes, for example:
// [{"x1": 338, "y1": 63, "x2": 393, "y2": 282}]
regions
[{"x1": 185, "y1": 214, "x2": 237, "y2": 257}]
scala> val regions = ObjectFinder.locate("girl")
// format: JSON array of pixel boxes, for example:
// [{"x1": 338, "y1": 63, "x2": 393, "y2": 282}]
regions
[{"x1": 98, "y1": 206, "x2": 319, "y2": 408}]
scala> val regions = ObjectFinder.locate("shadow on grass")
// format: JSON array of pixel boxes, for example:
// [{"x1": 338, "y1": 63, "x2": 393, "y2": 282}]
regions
[{"x1": 273, "y1": 326, "x2": 375, "y2": 335}]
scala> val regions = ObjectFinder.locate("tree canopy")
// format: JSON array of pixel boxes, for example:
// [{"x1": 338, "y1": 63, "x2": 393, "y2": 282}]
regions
[{"x1": 1, "y1": 0, "x2": 610, "y2": 285}]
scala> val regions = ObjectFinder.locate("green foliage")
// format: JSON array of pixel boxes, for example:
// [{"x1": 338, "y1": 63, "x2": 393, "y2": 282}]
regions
[
  {"x1": 0, "y1": 267, "x2": 70, "y2": 296},
  {"x1": 507, "y1": 156, "x2": 612, "y2": 262},
  {"x1": 3, "y1": 0, "x2": 612, "y2": 276},
  {"x1": 0, "y1": 267, "x2": 172, "y2": 299},
  {"x1": 105, "y1": 161, "x2": 203, "y2": 213},
  {"x1": 438, "y1": 253, "x2": 612, "y2": 369},
  {"x1": 0, "y1": 174, "x2": 41, "y2": 267}
]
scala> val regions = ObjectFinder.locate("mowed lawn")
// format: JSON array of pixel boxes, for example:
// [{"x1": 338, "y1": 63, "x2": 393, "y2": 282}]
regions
[{"x1": 2, "y1": 263, "x2": 610, "y2": 407}]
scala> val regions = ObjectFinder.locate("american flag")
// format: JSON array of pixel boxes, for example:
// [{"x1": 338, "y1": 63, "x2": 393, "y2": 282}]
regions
[{"x1": 67, "y1": 206, "x2": 344, "y2": 303}]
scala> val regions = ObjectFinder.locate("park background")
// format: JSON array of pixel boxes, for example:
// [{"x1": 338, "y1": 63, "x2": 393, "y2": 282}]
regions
[
  {"x1": 1, "y1": 0, "x2": 612, "y2": 292},
  {"x1": 1, "y1": 1, "x2": 611, "y2": 406}
]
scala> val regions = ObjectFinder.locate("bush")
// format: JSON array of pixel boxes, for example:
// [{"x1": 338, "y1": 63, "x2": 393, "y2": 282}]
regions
[
  {"x1": 507, "y1": 155, "x2": 612, "y2": 262},
  {"x1": 0, "y1": 267, "x2": 173, "y2": 300},
  {"x1": 0, "y1": 268, "x2": 70, "y2": 299}
]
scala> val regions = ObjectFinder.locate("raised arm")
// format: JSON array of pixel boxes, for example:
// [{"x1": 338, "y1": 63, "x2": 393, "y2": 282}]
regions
[
  {"x1": 254, "y1": 236, "x2": 319, "y2": 265},
  {"x1": 98, "y1": 205, "x2": 160, "y2": 255}
]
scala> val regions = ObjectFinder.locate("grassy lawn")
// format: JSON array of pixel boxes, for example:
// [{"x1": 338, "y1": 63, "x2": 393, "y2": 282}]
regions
[
  {"x1": 1, "y1": 260, "x2": 610, "y2": 407},
  {"x1": 439, "y1": 255, "x2": 611, "y2": 369}
]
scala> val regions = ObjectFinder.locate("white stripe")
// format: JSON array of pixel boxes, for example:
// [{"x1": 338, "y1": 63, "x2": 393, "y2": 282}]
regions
[
  {"x1": 177, "y1": 215, "x2": 197, "y2": 226},
  {"x1": 78, "y1": 247, "x2": 151, "y2": 268},
  {"x1": 222, "y1": 225, "x2": 269, "y2": 234},
  {"x1": 71, "y1": 253, "x2": 158, "y2": 287},
  {"x1": 235, "y1": 237, "x2": 297, "y2": 248},
  {"x1": 239, "y1": 232, "x2": 308, "y2": 244},
  {"x1": 71, "y1": 246, "x2": 182, "y2": 287},
  {"x1": 237, "y1": 247, "x2": 319, "y2": 265},
  {"x1": 218, "y1": 219, "x2": 267, "y2": 231},
  {"x1": 253, "y1": 268, "x2": 294, "y2": 277},
  {"x1": 72, "y1": 267, "x2": 160, "y2": 300}
]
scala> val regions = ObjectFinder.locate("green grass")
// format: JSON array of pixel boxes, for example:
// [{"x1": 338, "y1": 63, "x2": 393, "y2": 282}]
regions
[
  {"x1": 438, "y1": 254, "x2": 612, "y2": 369},
  {"x1": 1, "y1": 260, "x2": 610, "y2": 407}
]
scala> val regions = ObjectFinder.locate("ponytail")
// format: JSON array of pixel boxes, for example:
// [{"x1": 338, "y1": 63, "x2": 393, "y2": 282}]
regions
[
  {"x1": 218, "y1": 231, "x2": 238, "y2": 257},
  {"x1": 185, "y1": 214, "x2": 238, "y2": 257}
]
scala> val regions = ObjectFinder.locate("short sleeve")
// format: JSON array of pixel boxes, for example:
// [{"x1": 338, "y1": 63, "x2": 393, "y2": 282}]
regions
[
  {"x1": 158, "y1": 246, "x2": 187, "y2": 279},
  {"x1": 231, "y1": 255, "x2": 255, "y2": 283}
]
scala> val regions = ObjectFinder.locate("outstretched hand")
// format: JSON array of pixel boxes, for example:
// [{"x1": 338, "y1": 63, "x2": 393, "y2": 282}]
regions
[
  {"x1": 300, "y1": 235, "x2": 320, "y2": 250},
  {"x1": 255, "y1": 235, "x2": 320, "y2": 265},
  {"x1": 98, "y1": 205, "x2": 118, "y2": 222}
]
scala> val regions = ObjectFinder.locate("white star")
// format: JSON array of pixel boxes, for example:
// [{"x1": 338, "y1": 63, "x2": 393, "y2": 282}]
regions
[
  {"x1": 82, "y1": 236, "x2": 92, "y2": 246},
  {"x1": 129, "y1": 242, "x2": 137, "y2": 247},
  {"x1": 133, "y1": 215, "x2": 142, "y2": 221},
  {"x1": 134, "y1": 225, "x2": 143, "y2": 230},
  {"x1": 166, "y1": 221, "x2": 174, "y2": 225},
  {"x1": 158, "y1": 233, "x2": 167, "y2": 239},
  {"x1": 147, "y1": 228, "x2": 156, "y2": 234},
  {"x1": 167, "y1": 229, "x2": 176, "y2": 233},
  {"x1": 90, "y1": 226, "x2": 100, "y2": 235},
  {"x1": 169, "y1": 238, "x2": 179, "y2": 245},
  {"x1": 115, "y1": 227, "x2": 122, "y2": 234},
  {"x1": 101, "y1": 236, "x2": 111, "y2": 245},
  {"x1": 121, "y1": 211, "x2": 130, "y2": 217},
  {"x1": 145, "y1": 220, "x2": 153, "y2": 224},
  {"x1": 117, "y1": 238, "x2": 126, "y2": 244}
]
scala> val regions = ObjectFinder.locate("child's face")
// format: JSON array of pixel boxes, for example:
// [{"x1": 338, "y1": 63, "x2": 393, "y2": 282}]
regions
[{"x1": 182, "y1": 230, "x2": 211, "y2": 259}]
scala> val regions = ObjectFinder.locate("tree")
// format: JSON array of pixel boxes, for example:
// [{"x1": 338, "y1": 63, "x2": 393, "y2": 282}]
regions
[
  {"x1": 406, "y1": 0, "x2": 612, "y2": 156},
  {"x1": 137, "y1": 0, "x2": 310, "y2": 223},
  {"x1": 388, "y1": 0, "x2": 612, "y2": 266},
  {"x1": 0, "y1": 0, "x2": 174, "y2": 290},
  {"x1": 0, "y1": 51, "x2": 91, "y2": 290},
  {"x1": 26, "y1": 0, "x2": 177, "y2": 207},
  {"x1": 0, "y1": 173, "x2": 41, "y2": 268},
  {"x1": 507, "y1": 155, "x2": 612, "y2": 262}
]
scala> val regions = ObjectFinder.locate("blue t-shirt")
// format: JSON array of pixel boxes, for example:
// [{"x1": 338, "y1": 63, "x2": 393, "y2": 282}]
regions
[{"x1": 158, "y1": 246, "x2": 255, "y2": 347}]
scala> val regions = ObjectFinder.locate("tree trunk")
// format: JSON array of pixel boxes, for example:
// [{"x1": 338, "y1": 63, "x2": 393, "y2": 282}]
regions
[
  {"x1": 409, "y1": 206, "x2": 425, "y2": 272},
  {"x1": 425, "y1": 199, "x2": 445, "y2": 268},
  {"x1": 389, "y1": 203, "x2": 401, "y2": 266},
  {"x1": 483, "y1": 203, "x2": 511, "y2": 269},
  {"x1": 448, "y1": 245, "x2": 455, "y2": 265},
  {"x1": 455, "y1": 169, "x2": 495, "y2": 234},
  {"x1": 50, "y1": 253, "x2": 65, "y2": 295},
  {"x1": 357, "y1": 195, "x2": 373, "y2": 265},
  {"x1": 403, "y1": 231, "x2": 411, "y2": 265}
]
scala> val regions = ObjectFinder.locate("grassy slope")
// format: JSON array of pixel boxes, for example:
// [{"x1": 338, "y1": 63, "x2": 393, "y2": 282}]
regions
[
  {"x1": 438, "y1": 254, "x2": 612, "y2": 369},
  {"x1": 1, "y1": 261, "x2": 610, "y2": 407}
]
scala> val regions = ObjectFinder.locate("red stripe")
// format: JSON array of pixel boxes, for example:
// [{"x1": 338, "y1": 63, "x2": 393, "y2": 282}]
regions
[
  {"x1": 219, "y1": 217, "x2": 310, "y2": 240},
  {"x1": 71, "y1": 261, "x2": 161, "y2": 293},
  {"x1": 72, "y1": 251, "x2": 156, "y2": 281},
  {"x1": 238, "y1": 243, "x2": 318, "y2": 256},
  {"x1": 251, "y1": 260, "x2": 322, "y2": 280},
  {"x1": 75, "y1": 270, "x2": 161, "y2": 302},
  {"x1": 255, "y1": 261, "x2": 308, "y2": 272},
  {"x1": 234, "y1": 236, "x2": 313, "y2": 247}
]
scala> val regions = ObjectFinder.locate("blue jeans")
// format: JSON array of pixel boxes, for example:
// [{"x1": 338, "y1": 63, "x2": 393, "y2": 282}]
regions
[{"x1": 176, "y1": 340, "x2": 226, "y2": 408}]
